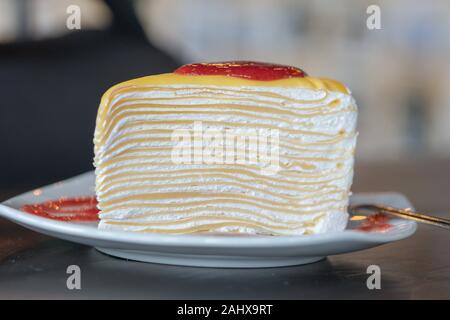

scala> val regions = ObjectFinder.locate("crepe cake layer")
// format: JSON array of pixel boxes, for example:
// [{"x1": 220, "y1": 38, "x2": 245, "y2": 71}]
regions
[{"x1": 94, "y1": 62, "x2": 358, "y2": 235}]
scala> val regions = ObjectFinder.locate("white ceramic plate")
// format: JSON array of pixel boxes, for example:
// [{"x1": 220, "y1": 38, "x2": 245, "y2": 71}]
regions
[{"x1": 0, "y1": 172, "x2": 416, "y2": 268}]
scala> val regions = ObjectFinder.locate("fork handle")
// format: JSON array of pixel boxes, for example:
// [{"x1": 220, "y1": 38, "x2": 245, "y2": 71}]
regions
[{"x1": 350, "y1": 204, "x2": 450, "y2": 230}]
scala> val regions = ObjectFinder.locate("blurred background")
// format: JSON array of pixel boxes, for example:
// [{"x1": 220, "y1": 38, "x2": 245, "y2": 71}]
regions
[{"x1": 1, "y1": 0, "x2": 449, "y2": 212}]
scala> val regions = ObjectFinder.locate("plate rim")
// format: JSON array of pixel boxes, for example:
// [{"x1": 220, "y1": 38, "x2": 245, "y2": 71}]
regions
[
  {"x1": 0, "y1": 191, "x2": 417, "y2": 250},
  {"x1": 0, "y1": 171, "x2": 417, "y2": 249}
]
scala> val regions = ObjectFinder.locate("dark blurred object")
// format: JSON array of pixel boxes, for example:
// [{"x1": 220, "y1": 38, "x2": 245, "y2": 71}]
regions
[{"x1": 0, "y1": 0, "x2": 179, "y2": 192}]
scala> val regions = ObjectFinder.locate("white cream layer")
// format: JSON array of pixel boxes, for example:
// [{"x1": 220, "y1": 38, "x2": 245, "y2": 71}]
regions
[{"x1": 94, "y1": 84, "x2": 357, "y2": 235}]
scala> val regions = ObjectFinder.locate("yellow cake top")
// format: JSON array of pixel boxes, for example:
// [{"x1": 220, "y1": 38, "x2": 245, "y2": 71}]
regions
[{"x1": 102, "y1": 73, "x2": 349, "y2": 97}]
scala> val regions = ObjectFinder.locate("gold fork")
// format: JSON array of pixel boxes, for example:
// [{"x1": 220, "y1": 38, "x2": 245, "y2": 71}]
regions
[{"x1": 349, "y1": 204, "x2": 450, "y2": 230}]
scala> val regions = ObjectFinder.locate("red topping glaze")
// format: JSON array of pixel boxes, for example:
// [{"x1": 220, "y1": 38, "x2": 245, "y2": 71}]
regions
[
  {"x1": 174, "y1": 61, "x2": 307, "y2": 81},
  {"x1": 357, "y1": 213, "x2": 392, "y2": 232},
  {"x1": 22, "y1": 196, "x2": 99, "y2": 222}
]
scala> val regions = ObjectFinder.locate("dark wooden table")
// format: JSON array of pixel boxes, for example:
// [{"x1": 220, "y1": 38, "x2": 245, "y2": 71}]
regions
[{"x1": 0, "y1": 160, "x2": 449, "y2": 299}]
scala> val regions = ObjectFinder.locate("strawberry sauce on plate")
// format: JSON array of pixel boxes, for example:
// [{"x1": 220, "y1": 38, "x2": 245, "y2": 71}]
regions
[{"x1": 22, "y1": 196, "x2": 99, "y2": 222}]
